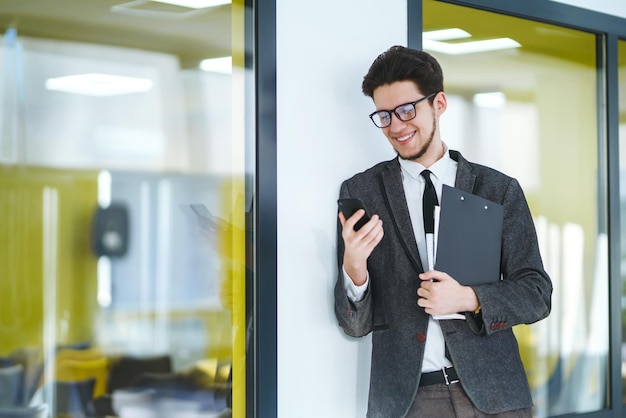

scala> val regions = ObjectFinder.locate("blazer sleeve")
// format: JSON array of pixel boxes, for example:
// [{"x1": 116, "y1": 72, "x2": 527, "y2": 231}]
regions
[
  {"x1": 333, "y1": 181, "x2": 374, "y2": 337},
  {"x1": 470, "y1": 177, "x2": 552, "y2": 336}
]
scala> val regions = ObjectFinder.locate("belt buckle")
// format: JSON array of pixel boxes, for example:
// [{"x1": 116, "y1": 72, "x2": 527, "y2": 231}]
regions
[{"x1": 442, "y1": 367, "x2": 459, "y2": 385}]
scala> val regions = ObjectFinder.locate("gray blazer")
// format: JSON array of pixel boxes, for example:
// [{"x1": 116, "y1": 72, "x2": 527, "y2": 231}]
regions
[{"x1": 334, "y1": 150, "x2": 552, "y2": 417}]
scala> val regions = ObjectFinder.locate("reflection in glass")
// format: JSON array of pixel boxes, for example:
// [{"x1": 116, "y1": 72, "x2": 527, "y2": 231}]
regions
[
  {"x1": 0, "y1": 1, "x2": 250, "y2": 417},
  {"x1": 424, "y1": 1, "x2": 606, "y2": 416}
]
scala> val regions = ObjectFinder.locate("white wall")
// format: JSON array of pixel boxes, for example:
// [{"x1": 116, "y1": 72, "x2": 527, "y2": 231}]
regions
[{"x1": 276, "y1": 1, "x2": 403, "y2": 416}]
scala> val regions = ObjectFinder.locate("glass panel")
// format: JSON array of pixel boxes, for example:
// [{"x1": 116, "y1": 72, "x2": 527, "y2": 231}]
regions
[
  {"x1": 424, "y1": 2, "x2": 605, "y2": 416},
  {"x1": 0, "y1": 1, "x2": 252, "y2": 417},
  {"x1": 619, "y1": 38, "x2": 626, "y2": 404}
]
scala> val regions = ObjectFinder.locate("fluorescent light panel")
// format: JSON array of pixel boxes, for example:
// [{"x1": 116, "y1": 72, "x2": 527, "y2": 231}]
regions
[
  {"x1": 45, "y1": 73, "x2": 153, "y2": 97},
  {"x1": 150, "y1": 0, "x2": 230, "y2": 8},
  {"x1": 423, "y1": 28, "x2": 521, "y2": 55},
  {"x1": 473, "y1": 92, "x2": 506, "y2": 108},
  {"x1": 199, "y1": 56, "x2": 232, "y2": 74},
  {"x1": 423, "y1": 28, "x2": 471, "y2": 41}
]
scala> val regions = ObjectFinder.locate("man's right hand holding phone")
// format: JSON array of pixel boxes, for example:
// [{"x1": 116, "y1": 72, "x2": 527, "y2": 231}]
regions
[{"x1": 338, "y1": 209, "x2": 384, "y2": 287}]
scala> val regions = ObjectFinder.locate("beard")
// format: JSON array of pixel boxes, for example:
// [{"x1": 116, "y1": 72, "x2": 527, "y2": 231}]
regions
[{"x1": 397, "y1": 116, "x2": 437, "y2": 162}]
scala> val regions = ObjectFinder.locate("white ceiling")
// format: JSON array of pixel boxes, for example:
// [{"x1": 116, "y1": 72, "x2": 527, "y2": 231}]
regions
[{"x1": 0, "y1": 0, "x2": 232, "y2": 68}]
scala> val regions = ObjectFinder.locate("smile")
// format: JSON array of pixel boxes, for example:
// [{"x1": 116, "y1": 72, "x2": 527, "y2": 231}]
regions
[{"x1": 395, "y1": 131, "x2": 415, "y2": 143}]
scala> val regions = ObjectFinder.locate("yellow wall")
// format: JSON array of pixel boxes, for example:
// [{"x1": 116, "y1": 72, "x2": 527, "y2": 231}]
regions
[{"x1": 0, "y1": 166, "x2": 99, "y2": 355}]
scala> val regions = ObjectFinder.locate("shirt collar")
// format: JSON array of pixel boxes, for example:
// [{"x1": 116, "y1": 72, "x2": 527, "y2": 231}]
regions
[{"x1": 398, "y1": 143, "x2": 452, "y2": 182}]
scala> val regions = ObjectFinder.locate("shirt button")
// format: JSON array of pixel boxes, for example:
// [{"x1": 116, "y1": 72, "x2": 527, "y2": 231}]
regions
[{"x1": 416, "y1": 333, "x2": 426, "y2": 342}]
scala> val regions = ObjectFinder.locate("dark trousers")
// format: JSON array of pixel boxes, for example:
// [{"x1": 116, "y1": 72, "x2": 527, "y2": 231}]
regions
[{"x1": 406, "y1": 383, "x2": 532, "y2": 418}]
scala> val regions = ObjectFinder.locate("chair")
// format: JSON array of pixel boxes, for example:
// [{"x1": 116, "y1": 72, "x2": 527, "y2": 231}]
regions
[
  {"x1": 28, "y1": 345, "x2": 99, "y2": 405},
  {"x1": 129, "y1": 372, "x2": 194, "y2": 392},
  {"x1": 56, "y1": 356, "x2": 109, "y2": 398},
  {"x1": 56, "y1": 378, "x2": 96, "y2": 417},
  {"x1": 0, "y1": 358, "x2": 16, "y2": 368},
  {"x1": 107, "y1": 355, "x2": 172, "y2": 393},
  {"x1": 9, "y1": 347, "x2": 42, "y2": 406},
  {"x1": 92, "y1": 394, "x2": 115, "y2": 418},
  {"x1": 26, "y1": 346, "x2": 107, "y2": 402},
  {"x1": 0, "y1": 404, "x2": 47, "y2": 418},
  {"x1": 32, "y1": 378, "x2": 96, "y2": 418},
  {"x1": 54, "y1": 347, "x2": 102, "y2": 364},
  {"x1": 0, "y1": 364, "x2": 23, "y2": 407}
]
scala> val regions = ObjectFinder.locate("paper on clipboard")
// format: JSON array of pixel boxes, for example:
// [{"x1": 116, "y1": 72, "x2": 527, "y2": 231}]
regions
[{"x1": 431, "y1": 206, "x2": 463, "y2": 320}]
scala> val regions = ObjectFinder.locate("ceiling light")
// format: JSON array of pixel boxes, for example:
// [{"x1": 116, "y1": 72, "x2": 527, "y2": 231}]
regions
[
  {"x1": 199, "y1": 56, "x2": 232, "y2": 74},
  {"x1": 473, "y1": 92, "x2": 507, "y2": 108},
  {"x1": 150, "y1": 0, "x2": 230, "y2": 8},
  {"x1": 423, "y1": 37, "x2": 521, "y2": 55},
  {"x1": 423, "y1": 28, "x2": 471, "y2": 41},
  {"x1": 45, "y1": 73, "x2": 153, "y2": 97},
  {"x1": 423, "y1": 28, "x2": 521, "y2": 55}
]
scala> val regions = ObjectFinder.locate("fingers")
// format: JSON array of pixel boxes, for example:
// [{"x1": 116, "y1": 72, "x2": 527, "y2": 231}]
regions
[
  {"x1": 340, "y1": 211, "x2": 383, "y2": 243},
  {"x1": 362, "y1": 216, "x2": 384, "y2": 250},
  {"x1": 369, "y1": 223, "x2": 384, "y2": 246},
  {"x1": 340, "y1": 212, "x2": 383, "y2": 267},
  {"x1": 419, "y1": 270, "x2": 450, "y2": 282},
  {"x1": 338, "y1": 211, "x2": 347, "y2": 226},
  {"x1": 417, "y1": 281, "x2": 440, "y2": 314},
  {"x1": 416, "y1": 293, "x2": 432, "y2": 313},
  {"x1": 417, "y1": 275, "x2": 472, "y2": 315},
  {"x1": 340, "y1": 209, "x2": 367, "y2": 232}
]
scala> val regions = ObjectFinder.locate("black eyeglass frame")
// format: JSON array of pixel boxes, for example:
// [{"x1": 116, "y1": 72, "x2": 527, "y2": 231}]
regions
[{"x1": 368, "y1": 92, "x2": 438, "y2": 128}]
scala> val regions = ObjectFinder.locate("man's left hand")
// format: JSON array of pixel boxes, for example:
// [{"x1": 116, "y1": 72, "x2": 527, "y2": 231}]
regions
[{"x1": 417, "y1": 270, "x2": 479, "y2": 316}]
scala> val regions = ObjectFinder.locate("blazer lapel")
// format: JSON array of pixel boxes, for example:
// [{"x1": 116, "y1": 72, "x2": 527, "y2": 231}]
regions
[
  {"x1": 450, "y1": 150, "x2": 477, "y2": 193},
  {"x1": 381, "y1": 159, "x2": 424, "y2": 273},
  {"x1": 379, "y1": 151, "x2": 476, "y2": 274}
]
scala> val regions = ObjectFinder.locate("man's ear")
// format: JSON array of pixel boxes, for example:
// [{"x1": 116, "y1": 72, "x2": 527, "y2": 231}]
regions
[{"x1": 434, "y1": 91, "x2": 447, "y2": 115}]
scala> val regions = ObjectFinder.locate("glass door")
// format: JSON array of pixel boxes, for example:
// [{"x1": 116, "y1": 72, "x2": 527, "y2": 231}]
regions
[
  {"x1": 617, "y1": 39, "x2": 626, "y2": 403},
  {"x1": 0, "y1": 1, "x2": 252, "y2": 417},
  {"x1": 424, "y1": 1, "x2": 606, "y2": 416}
]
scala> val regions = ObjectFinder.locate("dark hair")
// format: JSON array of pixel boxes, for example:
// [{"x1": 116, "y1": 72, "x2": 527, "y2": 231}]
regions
[{"x1": 361, "y1": 46, "x2": 444, "y2": 99}]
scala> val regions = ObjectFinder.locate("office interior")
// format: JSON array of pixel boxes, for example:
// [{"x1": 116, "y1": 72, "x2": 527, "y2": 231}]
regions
[{"x1": 0, "y1": 0, "x2": 625, "y2": 417}]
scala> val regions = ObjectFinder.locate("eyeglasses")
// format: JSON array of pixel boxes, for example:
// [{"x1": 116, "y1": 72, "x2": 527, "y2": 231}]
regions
[{"x1": 368, "y1": 92, "x2": 437, "y2": 128}]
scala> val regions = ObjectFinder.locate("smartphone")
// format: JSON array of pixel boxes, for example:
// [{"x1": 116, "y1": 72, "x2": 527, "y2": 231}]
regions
[
  {"x1": 189, "y1": 203, "x2": 219, "y2": 232},
  {"x1": 338, "y1": 198, "x2": 371, "y2": 231}
]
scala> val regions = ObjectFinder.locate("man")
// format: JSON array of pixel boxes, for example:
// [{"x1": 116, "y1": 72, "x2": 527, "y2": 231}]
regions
[{"x1": 334, "y1": 46, "x2": 552, "y2": 417}]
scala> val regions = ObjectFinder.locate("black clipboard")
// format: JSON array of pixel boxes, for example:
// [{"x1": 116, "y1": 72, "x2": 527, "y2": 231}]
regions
[{"x1": 434, "y1": 185, "x2": 503, "y2": 285}]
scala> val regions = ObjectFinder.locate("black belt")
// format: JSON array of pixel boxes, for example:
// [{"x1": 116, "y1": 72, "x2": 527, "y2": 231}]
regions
[{"x1": 419, "y1": 366, "x2": 459, "y2": 387}]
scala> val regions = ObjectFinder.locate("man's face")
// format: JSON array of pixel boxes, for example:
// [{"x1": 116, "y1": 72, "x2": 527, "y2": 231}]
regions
[{"x1": 372, "y1": 81, "x2": 446, "y2": 164}]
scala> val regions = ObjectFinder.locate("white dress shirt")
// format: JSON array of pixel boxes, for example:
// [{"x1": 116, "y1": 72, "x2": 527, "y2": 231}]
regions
[{"x1": 343, "y1": 146, "x2": 458, "y2": 372}]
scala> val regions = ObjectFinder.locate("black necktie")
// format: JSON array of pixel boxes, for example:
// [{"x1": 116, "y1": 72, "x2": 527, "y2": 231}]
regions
[{"x1": 421, "y1": 170, "x2": 438, "y2": 234}]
